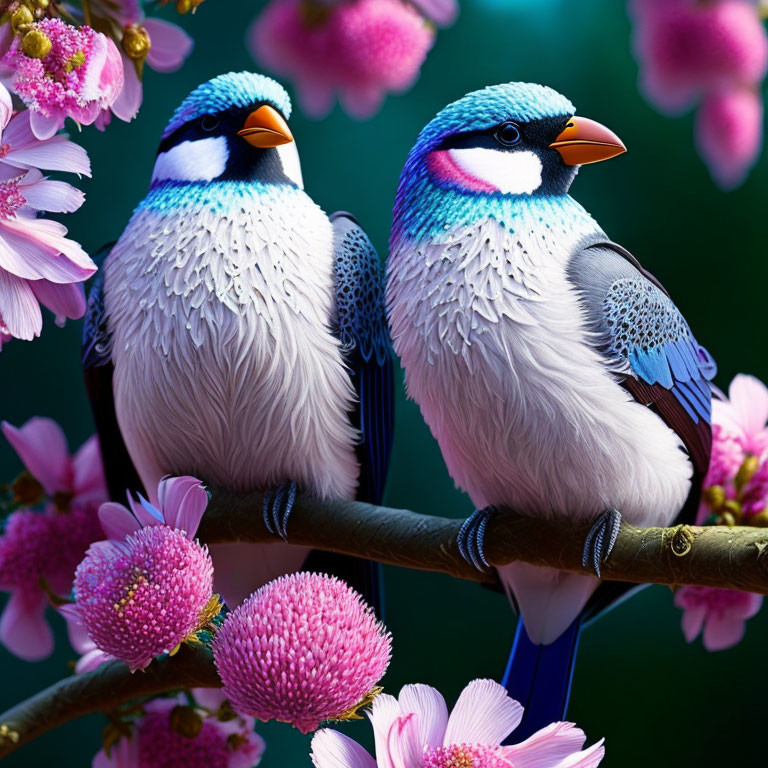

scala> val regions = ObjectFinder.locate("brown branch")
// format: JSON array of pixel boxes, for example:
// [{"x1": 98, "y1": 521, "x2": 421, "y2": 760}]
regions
[
  {"x1": 201, "y1": 489, "x2": 768, "y2": 594},
  {"x1": 0, "y1": 644, "x2": 219, "y2": 759},
  {"x1": 2, "y1": 490, "x2": 768, "y2": 758}
]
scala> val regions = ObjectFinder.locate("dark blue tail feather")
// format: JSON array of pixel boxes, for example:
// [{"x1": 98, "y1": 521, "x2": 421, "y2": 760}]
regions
[{"x1": 501, "y1": 616, "x2": 581, "y2": 743}]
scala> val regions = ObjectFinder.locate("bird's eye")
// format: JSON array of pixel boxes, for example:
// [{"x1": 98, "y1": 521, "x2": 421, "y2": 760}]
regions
[
  {"x1": 495, "y1": 122, "x2": 521, "y2": 147},
  {"x1": 200, "y1": 114, "x2": 220, "y2": 132}
]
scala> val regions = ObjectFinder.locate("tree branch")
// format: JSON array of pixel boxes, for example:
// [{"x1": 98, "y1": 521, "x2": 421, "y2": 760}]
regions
[
  {"x1": 200, "y1": 489, "x2": 768, "y2": 594},
  {"x1": 0, "y1": 644, "x2": 219, "y2": 759},
  {"x1": 2, "y1": 490, "x2": 768, "y2": 758}
]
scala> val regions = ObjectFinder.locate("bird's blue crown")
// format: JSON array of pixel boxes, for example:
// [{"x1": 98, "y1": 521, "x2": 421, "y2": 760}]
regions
[
  {"x1": 413, "y1": 83, "x2": 574, "y2": 154},
  {"x1": 163, "y1": 72, "x2": 292, "y2": 138}
]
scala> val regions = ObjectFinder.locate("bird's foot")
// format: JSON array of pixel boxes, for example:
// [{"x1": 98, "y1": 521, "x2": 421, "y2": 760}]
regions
[
  {"x1": 582, "y1": 508, "x2": 622, "y2": 578},
  {"x1": 457, "y1": 507, "x2": 494, "y2": 572},
  {"x1": 262, "y1": 481, "x2": 299, "y2": 541}
]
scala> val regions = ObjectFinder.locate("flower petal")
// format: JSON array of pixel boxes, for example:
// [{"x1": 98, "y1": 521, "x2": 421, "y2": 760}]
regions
[
  {"x1": 408, "y1": 0, "x2": 458, "y2": 26},
  {"x1": 0, "y1": 268, "x2": 42, "y2": 339},
  {"x1": 110, "y1": 55, "x2": 143, "y2": 122},
  {"x1": 144, "y1": 19, "x2": 194, "y2": 73},
  {"x1": 502, "y1": 722, "x2": 587, "y2": 768},
  {"x1": 702, "y1": 614, "x2": 747, "y2": 651},
  {"x1": 398, "y1": 684, "x2": 449, "y2": 749},
  {"x1": 0, "y1": 590, "x2": 54, "y2": 661},
  {"x1": 99, "y1": 501, "x2": 141, "y2": 541},
  {"x1": 22, "y1": 178, "x2": 85, "y2": 214},
  {"x1": 727, "y1": 374, "x2": 768, "y2": 435},
  {"x1": 368, "y1": 693, "x2": 401, "y2": 768},
  {"x1": 311, "y1": 728, "x2": 377, "y2": 768},
  {"x1": 2, "y1": 416, "x2": 70, "y2": 493},
  {"x1": 387, "y1": 714, "x2": 423, "y2": 768},
  {"x1": 135, "y1": 493, "x2": 165, "y2": 526},
  {"x1": 156, "y1": 476, "x2": 208, "y2": 537},
  {"x1": 444, "y1": 679, "x2": 523, "y2": 746},
  {"x1": 680, "y1": 605, "x2": 706, "y2": 643},
  {"x1": 29, "y1": 109, "x2": 62, "y2": 141},
  {"x1": 76, "y1": 647, "x2": 115, "y2": 674},
  {"x1": 72, "y1": 434, "x2": 107, "y2": 500},
  {"x1": 552, "y1": 740, "x2": 605, "y2": 768},
  {"x1": 30, "y1": 280, "x2": 86, "y2": 321}
]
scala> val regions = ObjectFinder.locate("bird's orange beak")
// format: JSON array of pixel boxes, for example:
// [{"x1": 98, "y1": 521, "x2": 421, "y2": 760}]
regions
[
  {"x1": 237, "y1": 105, "x2": 293, "y2": 148},
  {"x1": 549, "y1": 116, "x2": 626, "y2": 166}
]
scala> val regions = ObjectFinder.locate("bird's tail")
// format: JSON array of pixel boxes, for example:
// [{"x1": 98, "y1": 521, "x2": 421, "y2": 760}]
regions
[{"x1": 501, "y1": 615, "x2": 581, "y2": 743}]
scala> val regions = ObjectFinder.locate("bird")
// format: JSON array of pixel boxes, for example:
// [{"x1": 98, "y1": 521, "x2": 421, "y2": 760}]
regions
[
  {"x1": 386, "y1": 82, "x2": 715, "y2": 740},
  {"x1": 82, "y1": 71, "x2": 394, "y2": 612}
]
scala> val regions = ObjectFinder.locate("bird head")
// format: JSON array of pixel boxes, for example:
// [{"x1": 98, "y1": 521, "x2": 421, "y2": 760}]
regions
[
  {"x1": 151, "y1": 72, "x2": 303, "y2": 189},
  {"x1": 404, "y1": 82, "x2": 625, "y2": 198}
]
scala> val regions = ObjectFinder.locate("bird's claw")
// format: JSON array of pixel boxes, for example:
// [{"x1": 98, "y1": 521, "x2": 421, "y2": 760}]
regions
[
  {"x1": 457, "y1": 507, "x2": 494, "y2": 572},
  {"x1": 262, "y1": 481, "x2": 298, "y2": 541},
  {"x1": 582, "y1": 508, "x2": 622, "y2": 578}
]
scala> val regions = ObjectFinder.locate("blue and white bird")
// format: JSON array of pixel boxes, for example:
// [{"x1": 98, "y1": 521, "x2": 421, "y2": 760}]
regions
[
  {"x1": 83, "y1": 72, "x2": 394, "y2": 610},
  {"x1": 387, "y1": 83, "x2": 715, "y2": 739}
]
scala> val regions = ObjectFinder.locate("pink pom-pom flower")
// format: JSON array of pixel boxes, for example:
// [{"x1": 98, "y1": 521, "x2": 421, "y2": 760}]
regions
[
  {"x1": 630, "y1": 0, "x2": 768, "y2": 188},
  {"x1": 311, "y1": 679, "x2": 605, "y2": 768},
  {"x1": 4, "y1": 18, "x2": 124, "y2": 139},
  {"x1": 92, "y1": 693, "x2": 266, "y2": 768},
  {"x1": 674, "y1": 374, "x2": 768, "y2": 651},
  {"x1": 212, "y1": 571, "x2": 392, "y2": 733},
  {"x1": 250, "y1": 0, "x2": 436, "y2": 119},
  {"x1": 71, "y1": 476, "x2": 219, "y2": 671},
  {"x1": 0, "y1": 418, "x2": 106, "y2": 661}
]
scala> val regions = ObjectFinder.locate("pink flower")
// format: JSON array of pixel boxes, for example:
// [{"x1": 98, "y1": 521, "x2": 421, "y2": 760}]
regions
[
  {"x1": 675, "y1": 586, "x2": 762, "y2": 651},
  {"x1": 0, "y1": 161, "x2": 95, "y2": 343},
  {"x1": 250, "y1": 0, "x2": 435, "y2": 119},
  {"x1": 0, "y1": 109, "x2": 91, "y2": 177},
  {"x1": 630, "y1": 0, "x2": 767, "y2": 188},
  {"x1": 311, "y1": 679, "x2": 605, "y2": 768},
  {"x1": 631, "y1": 0, "x2": 768, "y2": 113},
  {"x1": 712, "y1": 373, "x2": 768, "y2": 456},
  {"x1": 5, "y1": 19, "x2": 124, "y2": 139},
  {"x1": 0, "y1": 418, "x2": 107, "y2": 660},
  {"x1": 72, "y1": 476, "x2": 217, "y2": 671},
  {"x1": 91, "y1": 695, "x2": 266, "y2": 768},
  {"x1": 213, "y1": 572, "x2": 392, "y2": 733},
  {"x1": 2, "y1": 417, "x2": 107, "y2": 505}
]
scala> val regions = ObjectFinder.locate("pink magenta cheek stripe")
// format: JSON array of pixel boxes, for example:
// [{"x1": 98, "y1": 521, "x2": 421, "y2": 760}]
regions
[{"x1": 427, "y1": 149, "x2": 498, "y2": 193}]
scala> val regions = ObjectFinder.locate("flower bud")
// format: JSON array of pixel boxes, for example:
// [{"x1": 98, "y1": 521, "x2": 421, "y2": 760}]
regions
[
  {"x1": 703, "y1": 484, "x2": 725, "y2": 510},
  {"x1": 121, "y1": 24, "x2": 150, "y2": 61},
  {"x1": 10, "y1": 6, "x2": 34, "y2": 34},
  {"x1": 169, "y1": 705, "x2": 203, "y2": 739},
  {"x1": 20, "y1": 26, "x2": 51, "y2": 59}
]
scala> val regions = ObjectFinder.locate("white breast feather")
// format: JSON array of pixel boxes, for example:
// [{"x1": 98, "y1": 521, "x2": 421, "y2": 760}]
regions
[
  {"x1": 388, "y1": 211, "x2": 692, "y2": 642},
  {"x1": 104, "y1": 191, "x2": 360, "y2": 501}
]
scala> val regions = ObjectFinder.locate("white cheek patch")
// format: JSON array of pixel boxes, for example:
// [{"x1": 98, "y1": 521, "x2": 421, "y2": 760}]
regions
[
  {"x1": 449, "y1": 148, "x2": 543, "y2": 195},
  {"x1": 152, "y1": 137, "x2": 229, "y2": 183},
  {"x1": 276, "y1": 141, "x2": 304, "y2": 189}
]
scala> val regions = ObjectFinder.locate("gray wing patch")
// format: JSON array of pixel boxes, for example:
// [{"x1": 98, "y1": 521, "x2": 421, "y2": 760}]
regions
[{"x1": 82, "y1": 267, "x2": 112, "y2": 369}]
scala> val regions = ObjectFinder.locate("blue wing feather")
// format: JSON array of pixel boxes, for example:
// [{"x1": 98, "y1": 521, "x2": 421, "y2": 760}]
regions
[{"x1": 330, "y1": 212, "x2": 395, "y2": 506}]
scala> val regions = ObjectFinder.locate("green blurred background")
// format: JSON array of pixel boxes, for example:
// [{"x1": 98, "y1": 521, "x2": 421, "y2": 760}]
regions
[{"x1": 1, "y1": 0, "x2": 766, "y2": 764}]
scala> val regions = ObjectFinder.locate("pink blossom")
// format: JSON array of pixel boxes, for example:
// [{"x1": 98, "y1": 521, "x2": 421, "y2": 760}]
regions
[
  {"x1": 250, "y1": 0, "x2": 435, "y2": 119},
  {"x1": 675, "y1": 585, "x2": 762, "y2": 651},
  {"x1": 5, "y1": 19, "x2": 124, "y2": 139},
  {"x1": 0, "y1": 418, "x2": 107, "y2": 660},
  {"x1": 311, "y1": 679, "x2": 605, "y2": 768},
  {"x1": 712, "y1": 373, "x2": 768, "y2": 455},
  {"x1": 72, "y1": 476, "x2": 215, "y2": 671},
  {"x1": 213, "y1": 572, "x2": 392, "y2": 733},
  {"x1": 0, "y1": 161, "x2": 95, "y2": 343},
  {"x1": 92, "y1": 695, "x2": 265, "y2": 768},
  {"x1": 73, "y1": 526, "x2": 215, "y2": 671},
  {"x1": 631, "y1": 0, "x2": 768, "y2": 113}
]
